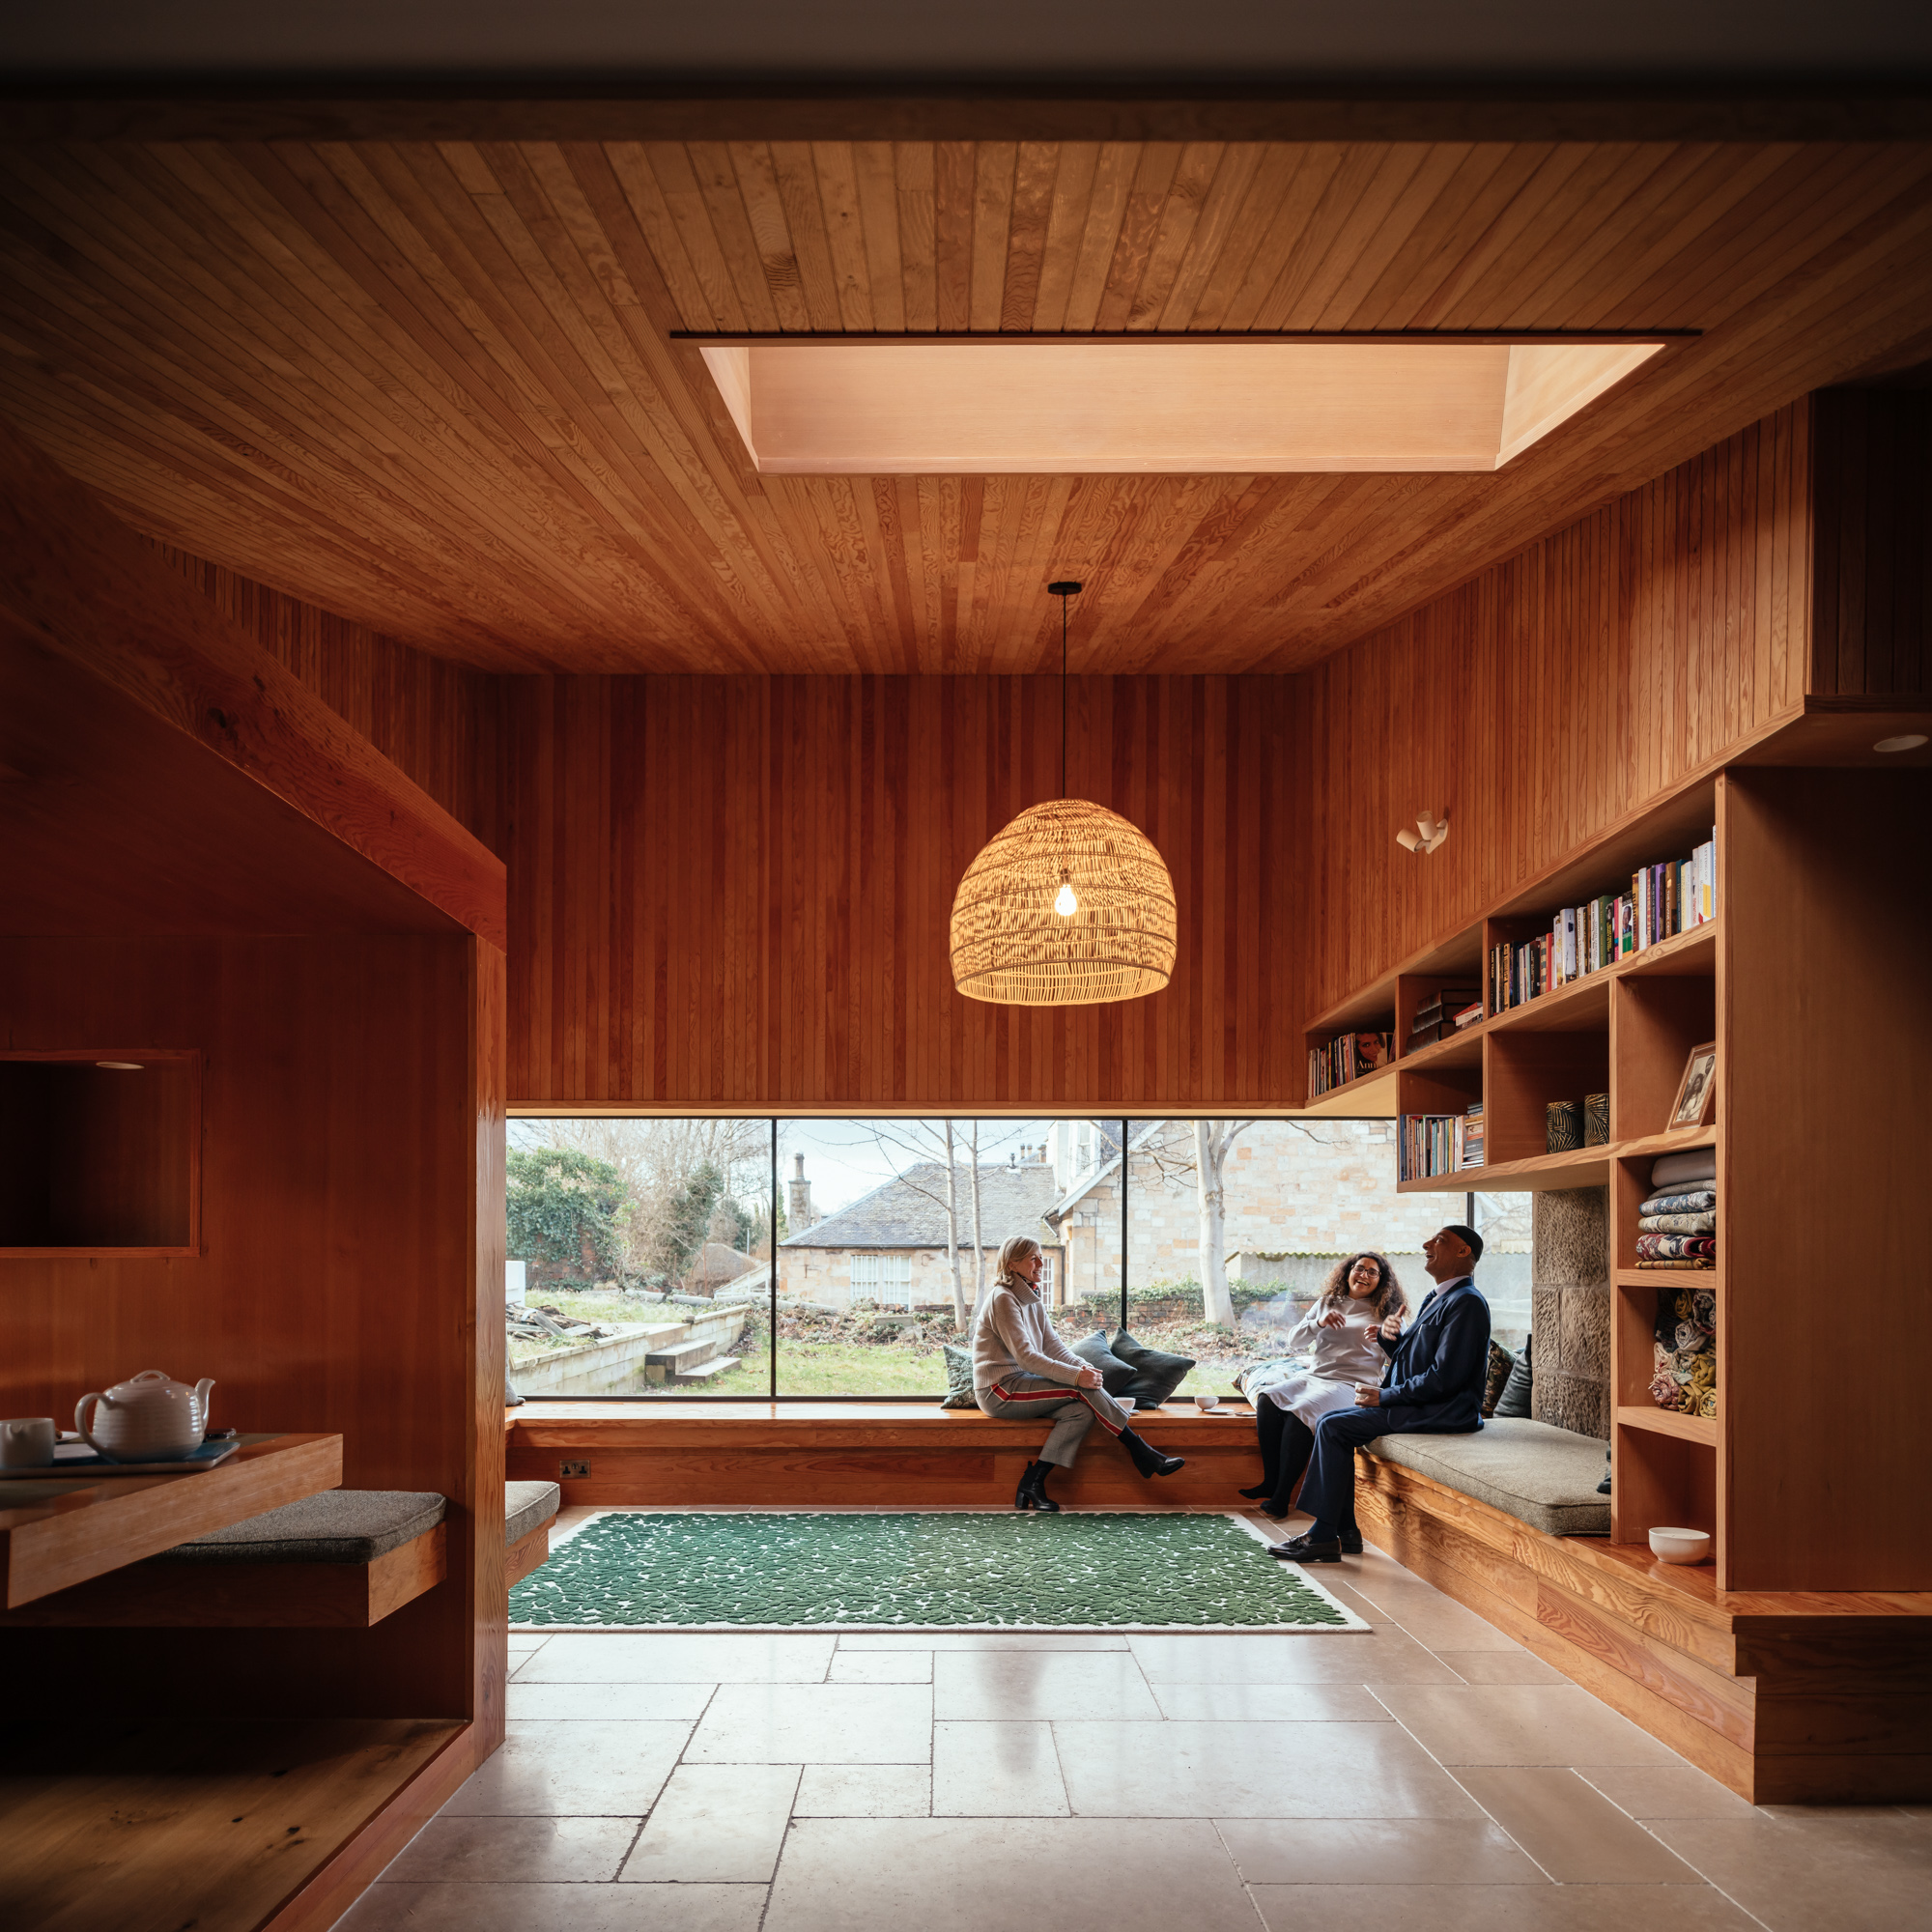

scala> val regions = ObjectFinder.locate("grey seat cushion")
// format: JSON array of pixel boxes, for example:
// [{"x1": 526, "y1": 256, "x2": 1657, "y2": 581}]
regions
[
  {"x1": 161, "y1": 1490, "x2": 448, "y2": 1564},
  {"x1": 1367, "y1": 1419, "x2": 1611, "y2": 1536},
  {"x1": 507, "y1": 1480, "x2": 561, "y2": 1547}
]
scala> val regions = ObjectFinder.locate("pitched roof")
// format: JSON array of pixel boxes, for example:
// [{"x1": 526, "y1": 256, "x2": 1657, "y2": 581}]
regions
[
  {"x1": 782, "y1": 1162, "x2": 1061, "y2": 1251},
  {"x1": 688, "y1": 1241, "x2": 759, "y2": 1286}
]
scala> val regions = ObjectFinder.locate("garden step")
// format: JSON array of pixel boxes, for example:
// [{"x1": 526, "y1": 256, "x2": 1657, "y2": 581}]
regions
[
  {"x1": 671, "y1": 1355, "x2": 741, "y2": 1384},
  {"x1": 646, "y1": 1337, "x2": 723, "y2": 1370}
]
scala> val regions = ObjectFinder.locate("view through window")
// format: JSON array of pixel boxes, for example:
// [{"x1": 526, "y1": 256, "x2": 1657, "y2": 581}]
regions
[{"x1": 505, "y1": 1117, "x2": 1530, "y2": 1401}]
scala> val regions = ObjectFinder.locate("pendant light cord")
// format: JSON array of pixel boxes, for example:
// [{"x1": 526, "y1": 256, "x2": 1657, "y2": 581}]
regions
[{"x1": 1061, "y1": 590, "x2": 1068, "y2": 802}]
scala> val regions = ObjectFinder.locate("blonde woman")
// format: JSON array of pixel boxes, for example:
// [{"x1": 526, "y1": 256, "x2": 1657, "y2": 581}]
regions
[{"x1": 972, "y1": 1234, "x2": 1184, "y2": 1511}]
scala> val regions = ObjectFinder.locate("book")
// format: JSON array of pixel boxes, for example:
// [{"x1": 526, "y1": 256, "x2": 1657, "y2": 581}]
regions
[
  {"x1": 1452, "y1": 1000, "x2": 1484, "y2": 1029},
  {"x1": 1307, "y1": 1031, "x2": 1393, "y2": 1097}
]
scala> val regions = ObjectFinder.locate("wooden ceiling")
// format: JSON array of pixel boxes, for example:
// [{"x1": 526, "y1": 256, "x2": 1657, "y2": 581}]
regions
[{"x1": 2, "y1": 132, "x2": 1930, "y2": 673}]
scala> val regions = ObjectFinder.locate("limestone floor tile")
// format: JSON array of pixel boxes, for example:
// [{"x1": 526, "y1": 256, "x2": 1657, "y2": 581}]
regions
[
  {"x1": 1217, "y1": 1816, "x2": 1547, "y2": 1885},
  {"x1": 506, "y1": 1635, "x2": 548, "y2": 1654},
  {"x1": 932, "y1": 1719, "x2": 1068, "y2": 1816},
  {"x1": 1371, "y1": 1684, "x2": 1683, "y2": 1766},
  {"x1": 334, "y1": 1881, "x2": 766, "y2": 1932},
  {"x1": 793, "y1": 1764, "x2": 931, "y2": 1816},
  {"x1": 836, "y1": 1632, "x2": 1129, "y2": 1651},
  {"x1": 1436, "y1": 1649, "x2": 1570, "y2": 1686},
  {"x1": 1128, "y1": 1632, "x2": 1460, "y2": 1685},
  {"x1": 764, "y1": 1817, "x2": 1258, "y2": 1932},
  {"x1": 1052, "y1": 1719, "x2": 1485, "y2": 1819},
  {"x1": 506, "y1": 1682, "x2": 715, "y2": 1722},
  {"x1": 687, "y1": 1683, "x2": 932, "y2": 1763},
  {"x1": 1575, "y1": 1765, "x2": 1760, "y2": 1820},
  {"x1": 1345, "y1": 1582, "x2": 1525, "y2": 1650},
  {"x1": 439, "y1": 1721, "x2": 690, "y2": 1817},
  {"x1": 1454, "y1": 1769, "x2": 1702, "y2": 1883},
  {"x1": 620, "y1": 1765, "x2": 801, "y2": 1884},
  {"x1": 1644, "y1": 1811, "x2": 1932, "y2": 1932},
  {"x1": 1148, "y1": 1682, "x2": 1388, "y2": 1721},
  {"x1": 1248, "y1": 1883, "x2": 1756, "y2": 1931},
  {"x1": 827, "y1": 1650, "x2": 931, "y2": 1684},
  {"x1": 383, "y1": 1816, "x2": 640, "y2": 1886},
  {"x1": 933, "y1": 1649, "x2": 1160, "y2": 1720},
  {"x1": 511, "y1": 1634, "x2": 834, "y2": 1684}
]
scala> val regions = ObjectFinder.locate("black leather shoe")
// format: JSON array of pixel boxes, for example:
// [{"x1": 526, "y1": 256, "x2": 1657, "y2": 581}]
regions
[
  {"x1": 1266, "y1": 1533, "x2": 1343, "y2": 1564},
  {"x1": 1340, "y1": 1532, "x2": 1363, "y2": 1555}
]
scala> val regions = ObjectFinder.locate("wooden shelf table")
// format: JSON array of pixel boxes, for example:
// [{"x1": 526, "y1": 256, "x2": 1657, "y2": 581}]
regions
[{"x1": 0, "y1": 1433, "x2": 341, "y2": 1608}]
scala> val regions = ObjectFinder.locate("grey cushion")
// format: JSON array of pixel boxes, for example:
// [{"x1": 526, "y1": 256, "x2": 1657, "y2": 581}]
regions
[
  {"x1": 1367, "y1": 1419, "x2": 1612, "y2": 1536},
  {"x1": 1494, "y1": 1333, "x2": 1534, "y2": 1418},
  {"x1": 160, "y1": 1490, "x2": 447, "y2": 1564},
  {"x1": 507, "y1": 1480, "x2": 561, "y2": 1547},
  {"x1": 940, "y1": 1343, "x2": 979, "y2": 1408},
  {"x1": 1109, "y1": 1329, "x2": 1194, "y2": 1407},
  {"x1": 1072, "y1": 1329, "x2": 1136, "y2": 1395}
]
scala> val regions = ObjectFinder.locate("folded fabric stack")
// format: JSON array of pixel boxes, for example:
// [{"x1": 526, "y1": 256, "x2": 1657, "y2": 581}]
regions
[
  {"x1": 1650, "y1": 1284, "x2": 1718, "y2": 1419},
  {"x1": 1634, "y1": 1145, "x2": 1717, "y2": 1271}
]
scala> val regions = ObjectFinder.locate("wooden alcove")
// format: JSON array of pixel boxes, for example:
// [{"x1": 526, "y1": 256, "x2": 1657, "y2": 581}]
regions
[{"x1": 0, "y1": 421, "x2": 508, "y2": 1932}]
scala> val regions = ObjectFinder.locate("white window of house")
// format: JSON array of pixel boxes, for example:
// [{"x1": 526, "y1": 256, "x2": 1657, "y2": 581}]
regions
[
  {"x1": 879, "y1": 1253, "x2": 913, "y2": 1308},
  {"x1": 1038, "y1": 1253, "x2": 1056, "y2": 1298},
  {"x1": 850, "y1": 1252, "x2": 879, "y2": 1298}
]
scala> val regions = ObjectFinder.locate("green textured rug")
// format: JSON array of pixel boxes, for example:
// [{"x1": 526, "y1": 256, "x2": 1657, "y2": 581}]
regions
[{"x1": 510, "y1": 1511, "x2": 1366, "y2": 1632}]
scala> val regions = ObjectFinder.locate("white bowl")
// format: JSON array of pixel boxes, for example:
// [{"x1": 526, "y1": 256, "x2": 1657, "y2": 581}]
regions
[
  {"x1": 1194, "y1": 1393, "x2": 1220, "y2": 1411},
  {"x1": 1648, "y1": 1526, "x2": 1712, "y2": 1565}
]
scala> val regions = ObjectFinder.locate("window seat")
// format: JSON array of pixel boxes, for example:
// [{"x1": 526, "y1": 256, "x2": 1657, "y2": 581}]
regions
[
  {"x1": 1366, "y1": 1418, "x2": 1610, "y2": 1537},
  {"x1": 507, "y1": 1478, "x2": 561, "y2": 1586}
]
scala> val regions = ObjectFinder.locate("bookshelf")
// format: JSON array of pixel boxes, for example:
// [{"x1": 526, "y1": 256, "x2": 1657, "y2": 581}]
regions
[{"x1": 1301, "y1": 761, "x2": 1932, "y2": 1593}]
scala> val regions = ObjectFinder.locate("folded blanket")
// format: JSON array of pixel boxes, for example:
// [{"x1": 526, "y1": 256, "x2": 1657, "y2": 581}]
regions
[
  {"x1": 1634, "y1": 1257, "x2": 1714, "y2": 1270},
  {"x1": 1638, "y1": 1186, "x2": 1717, "y2": 1216},
  {"x1": 1651, "y1": 1146, "x2": 1717, "y2": 1188},
  {"x1": 1636, "y1": 1233, "x2": 1717, "y2": 1260},
  {"x1": 1638, "y1": 1210, "x2": 1717, "y2": 1234}
]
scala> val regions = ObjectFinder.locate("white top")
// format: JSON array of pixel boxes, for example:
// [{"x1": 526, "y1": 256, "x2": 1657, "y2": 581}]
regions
[{"x1": 1254, "y1": 1297, "x2": 1391, "y2": 1428}]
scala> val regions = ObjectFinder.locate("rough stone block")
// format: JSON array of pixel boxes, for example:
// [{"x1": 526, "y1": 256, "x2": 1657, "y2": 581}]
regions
[
  {"x1": 1530, "y1": 1287, "x2": 1564, "y2": 1361},
  {"x1": 1533, "y1": 1367, "x2": 1610, "y2": 1441},
  {"x1": 1560, "y1": 1284, "x2": 1612, "y2": 1382},
  {"x1": 1531, "y1": 1186, "x2": 1610, "y2": 1287}
]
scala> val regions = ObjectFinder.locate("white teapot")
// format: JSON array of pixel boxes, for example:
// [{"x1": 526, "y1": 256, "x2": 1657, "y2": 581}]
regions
[{"x1": 76, "y1": 1371, "x2": 215, "y2": 1463}]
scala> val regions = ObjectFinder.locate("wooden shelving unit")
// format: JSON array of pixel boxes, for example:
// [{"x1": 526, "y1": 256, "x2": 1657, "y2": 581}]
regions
[{"x1": 1307, "y1": 762, "x2": 1932, "y2": 1596}]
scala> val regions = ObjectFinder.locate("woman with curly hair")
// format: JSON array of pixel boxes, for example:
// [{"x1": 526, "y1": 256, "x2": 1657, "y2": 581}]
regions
[{"x1": 1237, "y1": 1252, "x2": 1407, "y2": 1537}]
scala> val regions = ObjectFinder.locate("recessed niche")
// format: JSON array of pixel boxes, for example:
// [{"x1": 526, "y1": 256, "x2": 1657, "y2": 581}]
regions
[{"x1": 0, "y1": 1053, "x2": 200, "y2": 1254}]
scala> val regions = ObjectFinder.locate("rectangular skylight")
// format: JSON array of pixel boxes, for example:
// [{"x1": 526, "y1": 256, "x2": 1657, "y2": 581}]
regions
[{"x1": 697, "y1": 338, "x2": 1666, "y2": 475}]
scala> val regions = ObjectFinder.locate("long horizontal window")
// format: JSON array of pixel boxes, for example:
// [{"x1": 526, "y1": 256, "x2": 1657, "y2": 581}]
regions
[{"x1": 505, "y1": 1117, "x2": 1529, "y2": 1401}]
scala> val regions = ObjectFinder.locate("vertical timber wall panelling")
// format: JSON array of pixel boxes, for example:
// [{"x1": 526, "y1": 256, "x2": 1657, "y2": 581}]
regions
[
  {"x1": 0, "y1": 934, "x2": 493, "y2": 1723},
  {"x1": 1297, "y1": 406, "x2": 1812, "y2": 1023},
  {"x1": 152, "y1": 544, "x2": 502, "y2": 847},
  {"x1": 1811, "y1": 388, "x2": 1932, "y2": 698},
  {"x1": 503, "y1": 674, "x2": 1297, "y2": 1108}
]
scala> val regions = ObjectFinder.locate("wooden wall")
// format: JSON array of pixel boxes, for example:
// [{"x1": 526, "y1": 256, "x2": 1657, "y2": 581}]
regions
[
  {"x1": 1296, "y1": 403, "x2": 1813, "y2": 1024},
  {"x1": 0, "y1": 934, "x2": 505, "y2": 1727},
  {"x1": 502, "y1": 672, "x2": 1299, "y2": 1108},
  {"x1": 1810, "y1": 387, "x2": 1932, "y2": 698}
]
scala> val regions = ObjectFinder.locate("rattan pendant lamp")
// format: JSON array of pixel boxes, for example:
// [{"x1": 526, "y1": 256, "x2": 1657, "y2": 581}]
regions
[{"x1": 949, "y1": 582, "x2": 1178, "y2": 1006}]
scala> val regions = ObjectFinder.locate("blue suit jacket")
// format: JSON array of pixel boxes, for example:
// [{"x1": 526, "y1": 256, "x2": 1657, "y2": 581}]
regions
[{"x1": 1375, "y1": 1277, "x2": 1492, "y2": 1432}]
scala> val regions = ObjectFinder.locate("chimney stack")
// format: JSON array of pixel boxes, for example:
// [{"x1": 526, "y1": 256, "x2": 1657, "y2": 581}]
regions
[{"x1": 788, "y1": 1152, "x2": 816, "y2": 1231}]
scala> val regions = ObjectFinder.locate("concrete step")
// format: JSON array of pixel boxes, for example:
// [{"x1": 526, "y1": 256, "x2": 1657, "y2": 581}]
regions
[
  {"x1": 671, "y1": 1355, "x2": 741, "y2": 1384},
  {"x1": 646, "y1": 1337, "x2": 723, "y2": 1370}
]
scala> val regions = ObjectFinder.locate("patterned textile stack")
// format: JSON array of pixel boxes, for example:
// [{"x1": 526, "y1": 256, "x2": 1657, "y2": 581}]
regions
[
  {"x1": 1650, "y1": 1284, "x2": 1719, "y2": 1419},
  {"x1": 1634, "y1": 1145, "x2": 1716, "y2": 1271}
]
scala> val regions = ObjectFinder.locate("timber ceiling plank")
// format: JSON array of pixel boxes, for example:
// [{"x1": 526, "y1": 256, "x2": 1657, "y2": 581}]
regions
[{"x1": 2, "y1": 133, "x2": 1931, "y2": 674}]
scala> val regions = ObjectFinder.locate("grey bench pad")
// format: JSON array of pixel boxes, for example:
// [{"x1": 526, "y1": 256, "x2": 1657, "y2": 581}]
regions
[
  {"x1": 1367, "y1": 1418, "x2": 1611, "y2": 1536},
  {"x1": 161, "y1": 1490, "x2": 448, "y2": 1564},
  {"x1": 507, "y1": 1480, "x2": 561, "y2": 1548}
]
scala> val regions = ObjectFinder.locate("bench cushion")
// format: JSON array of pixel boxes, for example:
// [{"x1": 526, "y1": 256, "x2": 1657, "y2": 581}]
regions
[
  {"x1": 161, "y1": 1490, "x2": 448, "y2": 1564},
  {"x1": 1367, "y1": 1419, "x2": 1611, "y2": 1536},
  {"x1": 507, "y1": 1480, "x2": 561, "y2": 1547}
]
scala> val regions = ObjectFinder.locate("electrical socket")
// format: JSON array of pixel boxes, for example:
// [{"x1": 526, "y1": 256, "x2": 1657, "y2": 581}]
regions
[{"x1": 560, "y1": 1461, "x2": 589, "y2": 1478}]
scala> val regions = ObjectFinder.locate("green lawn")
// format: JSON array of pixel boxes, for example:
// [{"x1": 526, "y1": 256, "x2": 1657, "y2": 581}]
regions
[{"x1": 696, "y1": 1339, "x2": 949, "y2": 1398}]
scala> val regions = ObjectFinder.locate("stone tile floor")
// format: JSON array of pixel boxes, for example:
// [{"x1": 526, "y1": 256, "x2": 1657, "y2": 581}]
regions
[{"x1": 335, "y1": 1508, "x2": 1929, "y2": 1932}]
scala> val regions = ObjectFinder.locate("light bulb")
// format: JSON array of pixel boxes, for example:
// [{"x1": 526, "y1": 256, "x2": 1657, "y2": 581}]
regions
[{"x1": 1054, "y1": 879, "x2": 1078, "y2": 917}]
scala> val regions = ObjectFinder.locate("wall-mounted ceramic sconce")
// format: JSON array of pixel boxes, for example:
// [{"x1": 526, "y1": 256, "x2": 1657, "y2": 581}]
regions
[{"x1": 1396, "y1": 812, "x2": 1449, "y2": 856}]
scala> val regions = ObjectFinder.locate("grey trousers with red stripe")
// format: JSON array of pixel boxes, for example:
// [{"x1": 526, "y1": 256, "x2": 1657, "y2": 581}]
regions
[{"x1": 976, "y1": 1374, "x2": 1133, "y2": 1467}]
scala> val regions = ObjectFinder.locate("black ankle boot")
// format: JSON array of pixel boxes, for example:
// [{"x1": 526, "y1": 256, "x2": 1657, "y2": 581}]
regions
[
  {"x1": 1120, "y1": 1428, "x2": 1184, "y2": 1479},
  {"x1": 1238, "y1": 1483, "x2": 1272, "y2": 1500},
  {"x1": 1014, "y1": 1460, "x2": 1061, "y2": 1512}
]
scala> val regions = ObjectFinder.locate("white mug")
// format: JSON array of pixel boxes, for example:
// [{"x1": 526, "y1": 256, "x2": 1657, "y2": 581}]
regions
[{"x1": 1, "y1": 1418, "x2": 57, "y2": 1468}]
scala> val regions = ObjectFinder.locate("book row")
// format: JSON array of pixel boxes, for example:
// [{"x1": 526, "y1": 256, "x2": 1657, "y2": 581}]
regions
[
  {"x1": 1491, "y1": 832, "x2": 1717, "y2": 1013},
  {"x1": 1396, "y1": 1104, "x2": 1483, "y2": 1180},
  {"x1": 1307, "y1": 1031, "x2": 1392, "y2": 1097}
]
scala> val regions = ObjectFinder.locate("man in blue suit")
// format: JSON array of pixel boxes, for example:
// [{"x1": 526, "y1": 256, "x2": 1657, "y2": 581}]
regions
[{"x1": 1267, "y1": 1223, "x2": 1491, "y2": 1565}]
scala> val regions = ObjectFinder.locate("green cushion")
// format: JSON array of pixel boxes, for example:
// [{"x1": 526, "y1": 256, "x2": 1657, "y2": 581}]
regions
[
  {"x1": 1109, "y1": 1329, "x2": 1194, "y2": 1407},
  {"x1": 1367, "y1": 1418, "x2": 1611, "y2": 1537},
  {"x1": 940, "y1": 1343, "x2": 979, "y2": 1408},
  {"x1": 1072, "y1": 1328, "x2": 1136, "y2": 1395}
]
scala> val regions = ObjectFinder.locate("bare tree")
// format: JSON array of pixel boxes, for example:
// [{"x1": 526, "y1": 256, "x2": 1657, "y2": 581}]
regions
[
  {"x1": 1191, "y1": 1122, "x2": 1258, "y2": 1324},
  {"x1": 969, "y1": 1121, "x2": 985, "y2": 1307},
  {"x1": 942, "y1": 1121, "x2": 965, "y2": 1324}
]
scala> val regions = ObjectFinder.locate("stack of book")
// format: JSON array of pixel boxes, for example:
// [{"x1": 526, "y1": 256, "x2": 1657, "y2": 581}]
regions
[
  {"x1": 1397, "y1": 1107, "x2": 1484, "y2": 1179},
  {"x1": 1306, "y1": 1032, "x2": 1392, "y2": 1097},
  {"x1": 1491, "y1": 830, "x2": 1717, "y2": 1014},
  {"x1": 1407, "y1": 986, "x2": 1479, "y2": 1050}
]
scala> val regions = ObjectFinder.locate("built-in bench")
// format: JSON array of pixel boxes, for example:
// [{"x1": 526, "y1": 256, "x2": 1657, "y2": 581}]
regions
[{"x1": 507, "y1": 1479, "x2": 561, "y2": 1586}]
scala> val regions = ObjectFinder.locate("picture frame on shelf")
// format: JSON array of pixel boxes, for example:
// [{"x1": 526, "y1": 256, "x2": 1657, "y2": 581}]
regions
[{"x1": 1668, "y1": 1040, "x2": 1719, "y2": 1129}]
